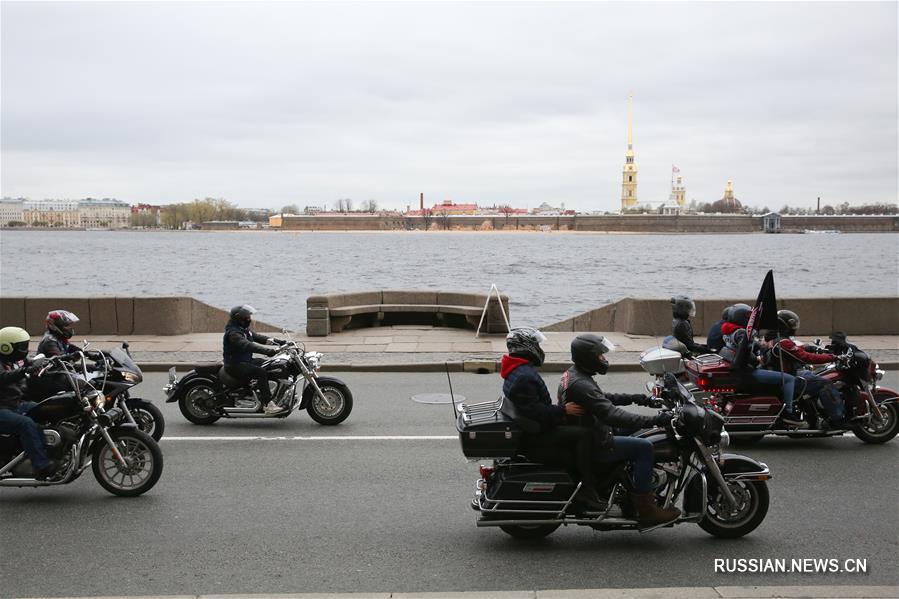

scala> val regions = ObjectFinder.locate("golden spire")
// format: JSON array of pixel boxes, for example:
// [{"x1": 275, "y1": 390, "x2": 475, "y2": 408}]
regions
[{"x1": 626, "y1": 92, "x2": 634, "y2": 153}]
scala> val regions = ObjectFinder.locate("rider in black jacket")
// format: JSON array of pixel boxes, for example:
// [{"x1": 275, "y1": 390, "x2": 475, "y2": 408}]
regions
[
  {"x1": 223, "y1": 305, "x2": 285, "y2": 414},
  {"x1": 558, "y1": 334, "x2": 680, "y2": 526},
  {"x1": 671, "y1": 295, "x2": 709, "y2": 356},
  {"x1": 37, "y1": 310, "x2": 80, "y2": 357},
  {"x1": 500, "y1": 327, "x2": 605, "y2": 510}
]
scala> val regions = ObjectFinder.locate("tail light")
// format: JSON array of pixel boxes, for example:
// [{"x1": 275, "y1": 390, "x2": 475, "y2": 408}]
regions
[
  {"x1": 479, "y1": 465, "x2": 494, "y2": 479},
  {"x1": 696, "y1": 375, "x2": 735, "y2": 394}
]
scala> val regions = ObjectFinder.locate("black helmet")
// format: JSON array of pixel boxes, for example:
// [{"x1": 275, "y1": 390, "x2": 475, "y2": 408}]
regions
[
  {"x1": 777, "y1": 309, "x2": 800, "y2": 336},
  {"x1": 46, "y1": 309, "x2": 79, "y2": 339},
  {"x1": 0, "y1": 326, "x2": 30, "y2": 361},
  {"x1": 229, "y1": 304, "x2": 257, "y2": 328},
  {"x1": 721, "y1": 305, "x2": 733, "y2": 322},
  {"x1": 506, "y1": 327, "x2": 546, "y2": 366},
  {"x1": 670, "y1": 295, "x2": 696, "y2": 319},
  {"x1": 571, "y1": 333, "x2": 615, "y2": 375},
  {"x1": 728, "y1": 303, "x2": 752, "y2": 327}
]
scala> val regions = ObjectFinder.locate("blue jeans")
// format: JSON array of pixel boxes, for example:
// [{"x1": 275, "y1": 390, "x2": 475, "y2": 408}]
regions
[
  {"x1": 796, "y1": 371, "x2": 844, "y2": 421},
  {"x1": 594, "y1": 436, "x2": 654, "y2": 494},
  {"x1": 0, "y1": 402, "x2": 50, "y2": 471},
  {"x1": 751, "y1": 369, "x2": 797, "y2": 412}
]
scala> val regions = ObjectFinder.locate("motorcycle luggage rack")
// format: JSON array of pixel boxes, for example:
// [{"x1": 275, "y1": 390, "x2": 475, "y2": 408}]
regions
[
  {"x1": 693, "y1": 354, "x2": 726, "y2": 366},
  {"x1": 458, "y1": 397, "x2": 505, "y2": 425}
]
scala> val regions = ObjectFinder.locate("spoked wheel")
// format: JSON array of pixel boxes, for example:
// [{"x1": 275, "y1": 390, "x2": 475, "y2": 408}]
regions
[
  {"x1": 179, "y1": 380, "x2": 221, "y2": 425},
  {"x1": 128, "y1": 400, "x2": 166, "y2": 441},
  {"x1": 305, "y1": 383, "x2": 353, "y2": 425},
  {"x1": 499, "y1": 523, "x2": 561, "y2": 540},
  {"x1": 92, "y1": 429, "x2": 163, "y2": 497},
  {"x1": 852, "y1": 402, "x2": 899, "y2": 444},
  {"x1": 699, "y1": 480, "x2": 769, "y2": 538}
]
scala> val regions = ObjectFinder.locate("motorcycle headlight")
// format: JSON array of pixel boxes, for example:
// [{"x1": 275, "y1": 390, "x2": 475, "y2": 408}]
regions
[
  {"x1": 122, "y1": 371, "x2": 142, "y2": 383},
  {"x1": 718, "y1": 431, "x2": 730, "y2": 450},
  {"x1": 304, "y1": 352, "x2": 322, "y2": 370}
]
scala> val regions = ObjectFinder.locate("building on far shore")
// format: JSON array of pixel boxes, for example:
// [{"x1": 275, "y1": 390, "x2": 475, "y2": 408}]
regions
[
  {"x1": 23, "y1": 199, "x2": 81, "y2": 227},
  {"x1": 0, "y1": 197, "x2": 25, "y2": 225},
  {"x1": 78, "y1": 198, "x2": 131, "y2": 228}
]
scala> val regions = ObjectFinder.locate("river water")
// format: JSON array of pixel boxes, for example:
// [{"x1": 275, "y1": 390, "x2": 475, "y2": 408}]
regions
[{"x1": 1, "y1": 230, "x2": 897, "y2": 329}]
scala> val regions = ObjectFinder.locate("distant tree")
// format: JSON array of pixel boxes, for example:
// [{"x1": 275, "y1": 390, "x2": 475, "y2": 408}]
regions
[
  {"x1": 499, "y1": 205, "x2": 514, "y2": 227},
  {"x1": 420, "y1": 208, "x2": 433, "y2": 230},
  {"x1": 5, "y1": 220, "x2": 26, "y2": 227},
  {"x1": 821, "y1": 204, "x2": 836, "y2": 215},
  {"x1": 437, "y1": 210, "x2": 451, "y2": 230},
  {"x1": 281, "y1": 204, "x2": 299, "y2": 215},
  {"x1": 360, "y1": 199, "x2": 378, "y2": 213},
  {"x1": 32, "y1": 220, "x2": 48, "y2": 227}
]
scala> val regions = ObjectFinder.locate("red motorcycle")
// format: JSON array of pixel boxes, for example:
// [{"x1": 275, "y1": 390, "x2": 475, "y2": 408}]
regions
[{"x1": 674, "y1": 339, "x2": 898, "y2": 445}]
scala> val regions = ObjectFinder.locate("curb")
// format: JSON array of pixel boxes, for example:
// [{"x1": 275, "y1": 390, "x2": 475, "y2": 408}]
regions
[{"x1": 17, "y1": 585, "x2": 899, "y2": 599}]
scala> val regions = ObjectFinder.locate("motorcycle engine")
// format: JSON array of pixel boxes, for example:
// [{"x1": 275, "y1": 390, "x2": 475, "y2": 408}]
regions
[{"x1": 649, "y1": 466, "x2": 674, "y2": 494}]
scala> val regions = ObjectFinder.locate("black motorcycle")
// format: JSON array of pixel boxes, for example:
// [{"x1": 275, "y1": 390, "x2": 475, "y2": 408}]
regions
[
  {"x1": 164, "y1": 339, "x2": 352, "y2": 425},
  {"x1": 458, "y1": 372, "x2": 771, "y2": 540},
  {"x1": 0, "y1": 354, "x2": 164, "y2": 496}
]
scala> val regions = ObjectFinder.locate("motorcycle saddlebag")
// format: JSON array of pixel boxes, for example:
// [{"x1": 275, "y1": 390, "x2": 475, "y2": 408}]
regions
[
  {"x1": 485, "y1": 464, "x2": 577, "y2": 512},
  {"x1": 456, "y1": 399, "x2": 528, "y2": 458}
]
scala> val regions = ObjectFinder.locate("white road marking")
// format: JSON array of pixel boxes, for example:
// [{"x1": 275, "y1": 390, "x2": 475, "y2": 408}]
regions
[{"x1": 163, "y1": 435, "x2": 457, "y2": 441}]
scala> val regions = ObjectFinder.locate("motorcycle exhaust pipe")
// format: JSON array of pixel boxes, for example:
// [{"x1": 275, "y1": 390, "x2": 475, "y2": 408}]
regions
[{"x1": 222, "y1": 407, "x2": 262, "y2": 414}]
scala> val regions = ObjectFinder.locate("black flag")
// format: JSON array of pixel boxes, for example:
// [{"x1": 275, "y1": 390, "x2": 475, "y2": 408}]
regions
[{"x1": 747, "y1": 270, "x2": 778, "y2": 338}]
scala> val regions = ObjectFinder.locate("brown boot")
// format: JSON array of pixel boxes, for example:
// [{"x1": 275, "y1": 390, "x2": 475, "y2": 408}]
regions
[{"x1": 630, "y1": 492, "x2": 681, "y2": 527}]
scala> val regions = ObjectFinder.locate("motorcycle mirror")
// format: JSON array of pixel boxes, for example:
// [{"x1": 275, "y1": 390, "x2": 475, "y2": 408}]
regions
[
  {"x1": 815, "y1": 338, "x2": 821, "y2": 346},
  {"x1": 82, "y1": 339, "x2": 90, "y2": 349}
]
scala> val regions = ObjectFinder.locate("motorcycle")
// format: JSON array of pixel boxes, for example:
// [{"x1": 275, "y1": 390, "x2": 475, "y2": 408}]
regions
[
  {"x1": 678, "y1": 337, "x2": 898, "y2": 444},
  {"x1": 458, "y1": 353, "x2": 771, "y2": 540},
  {"x1": 164, "y1": 337, "x2": 352, "y2": 425},
  {"x1": 29, "y1": 341, "x2": 165, "y2": 441},
  {"x1": 0, "y1": 354, "x2": 164, "y2": 496}
]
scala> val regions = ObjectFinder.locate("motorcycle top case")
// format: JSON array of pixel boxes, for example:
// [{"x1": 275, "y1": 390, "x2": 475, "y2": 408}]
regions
[{"x1": 456, "y1": 400, "x2": 526, "y2": 459}]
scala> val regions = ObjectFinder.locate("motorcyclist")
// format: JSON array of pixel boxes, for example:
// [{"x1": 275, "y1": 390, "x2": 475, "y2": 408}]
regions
[
  {"x1": 762, "y1": 310, "x2": 846, "y2": 428},
  {"x1": 500, "y1": 327, "x2": 605, "y2": 510},
  {"x1": 223, "y1": 305, "x2": 286, "y2": 415},
  {"x1": 0, "y1": 326, "x2": 58, "y2": 480},
  {"x1": 721, "y1": 310, "x2": 801, "y2": 426},
  {"x1": 670, "y1": 295, "x2": 709, "y2": 356},
  {"x1": 557, "y1": 333, "x2": 681, "y2": 527},
  {"x1": 706, "y1": 306, "x2": 732, "y2": 353},
  {"x1": 37, "y1": 310, "x2": 80, "y2": 357}
]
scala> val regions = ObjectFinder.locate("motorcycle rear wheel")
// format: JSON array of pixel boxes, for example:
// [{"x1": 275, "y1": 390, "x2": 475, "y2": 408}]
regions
[
  {"x1": 129, "y1": 399, "x2": 165, "y2": 441},
  {"x1": 852, "y1": 402, "x2": 898, "y2": 444},
  {"x1": 699, "y1": 480, "x2": 769, "y2": 539},
  {"x1": 179, "y1": 380, "x2": 222, "y2": 425},
  {"x1": 305, "y1": 383, "x2": 353, "y2": 425},
  {"x1": 92, "y1": 429, "x2": 163, "y2": 497},
  {"x1": 499, "y1": 523, "x2": 561, "y2": 539}
]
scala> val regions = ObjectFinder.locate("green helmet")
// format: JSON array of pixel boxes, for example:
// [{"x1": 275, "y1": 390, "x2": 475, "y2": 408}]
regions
[{"x1": 0, "y1": 326, "x2": 30, "y2": 360}]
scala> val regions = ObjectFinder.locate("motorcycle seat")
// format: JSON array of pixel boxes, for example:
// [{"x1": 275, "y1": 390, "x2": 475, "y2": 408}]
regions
[
  {"x1": 218, "y1": 366, "x2": 245, "y2": 389},
  {"x1": 195, "y1": 362, "x2": 223, "y2": 376}
]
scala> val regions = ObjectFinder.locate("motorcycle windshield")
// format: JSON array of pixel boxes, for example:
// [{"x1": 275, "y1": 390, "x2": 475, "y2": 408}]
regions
[{"x1": 110, "y1": 347, "x2": 142, "y2": 376}]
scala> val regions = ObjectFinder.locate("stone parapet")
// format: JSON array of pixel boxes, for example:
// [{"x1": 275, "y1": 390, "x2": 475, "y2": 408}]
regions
[
  {"x1": 0, "y1": 297, "x2": 280, "y2": 336},
  {"x1": 543, "y1": 297, "x2": 899, "y2": 336}
]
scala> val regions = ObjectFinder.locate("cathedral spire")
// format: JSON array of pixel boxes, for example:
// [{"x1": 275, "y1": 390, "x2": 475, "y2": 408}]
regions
[{"x1": 621, "y1": 93, "x2": 638, "y2": 211}]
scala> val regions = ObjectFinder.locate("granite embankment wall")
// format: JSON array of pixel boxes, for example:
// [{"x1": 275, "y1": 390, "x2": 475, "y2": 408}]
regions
[
  {"x1": 278, "y1": 214, "x2": 899, "y2": 233},
  {"x1": 543, "y1": 297, "x2": 899, "y2": 336},
  {"x1": 0, "y1": 297, "x2": 280, "y2": 336}
]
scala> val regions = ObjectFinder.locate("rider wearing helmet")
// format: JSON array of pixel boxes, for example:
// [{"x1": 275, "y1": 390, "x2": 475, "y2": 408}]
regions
[
  {"x1": 37, "y1": 310, "x2": 80, "y2": 357},
  {"x1": 706, "y1": 305, "x2": 733, "y2": 353},
  {"x1": 558, "y1": 334, "x2": 680, "y2": 527},
  {"x1": 670, "y1": 295, "x2": 709, "y2": 356},
  {"x1": 0, "y1": 327, "x2": 57, "y2": 480},
  {"x1": 763, "y1": 310, "x2": 845, "y2": 427},
  {"x1": 223, "y1": 305, "x2": 285, "y2": 415},
  {"x1": 500, "y1": 327, "x2": 604, "y2": 510}
]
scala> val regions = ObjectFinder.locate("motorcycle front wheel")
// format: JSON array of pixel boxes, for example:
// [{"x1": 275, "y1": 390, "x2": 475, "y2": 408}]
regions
[
  {"x1": 699, "y1": 480, "x2": 769, "y2": 538},
  {"x1": 305, "y1": 383, "x2": 353, "y2": 425},
  {"x1": 499, "y1": 523, "x2": 561, "y2": 540},
  {"x1": 852, "y1": 402, "x2": 898, "y2": 444},
  {"x1": 92, "y1": 429, "x2": 163, "y2": 497},
  {"x1": 128, "y1": 399, "x2": 165, "y2": 441},
  {"x1": 179, "y1": 380, "x2": 222, "y2": 425}
]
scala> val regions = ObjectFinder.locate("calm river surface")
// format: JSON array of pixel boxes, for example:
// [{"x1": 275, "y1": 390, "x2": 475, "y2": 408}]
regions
[{"x1": 1, "y1": 230, "x2": 897, "y2": 329}]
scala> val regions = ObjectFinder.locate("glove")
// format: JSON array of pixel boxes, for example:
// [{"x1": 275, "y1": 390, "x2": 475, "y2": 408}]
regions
[
  {"x1": 651, "y1": 411, "x2": 675, "y2": 428},
  {"x1": 274, "y1": 338, "x2": 287, "y2": 345},
  {"x1": 647, "y1": 397, "x2": 665, "y2": 409},
  {"x1": 25, "y1": 356, "x2": 48, "y2": 374}
]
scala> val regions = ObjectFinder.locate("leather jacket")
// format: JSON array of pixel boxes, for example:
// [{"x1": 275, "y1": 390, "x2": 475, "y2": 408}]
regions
[
  {"x1": 222, "y1": 320, "x2": 277, "y2": 365},
  {"x1": 672, "y1": 317, "x2": 709, "y2": 355},
  {"x1": 557, "y1": 365, "x2": 657, "y2": 449},
  {"x1": 37, "y1": 332, "x2": 78, "y2": 358}
]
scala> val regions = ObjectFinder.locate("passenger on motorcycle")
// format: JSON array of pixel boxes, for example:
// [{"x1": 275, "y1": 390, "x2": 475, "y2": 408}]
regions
[
  {"x1": 557, "y1": 334, "x2": 680, "y2": 527},
  {"x1": 721, "y1": 308, "x2": 801, "y2": 426},
  {"x1": 500, "y1": 327, "x2": 605, "y2": 511},
  {"x1": 0, "y1": 326, "x2": 57, "y2": 480},
  {"x1": 37, "y1": 310, "x2": 80, "y2": 357},
  {"x1": 223, "y1": 305, "x2": 286, "y2": 415},
  {"x1": 670, "y1": 296, "x2": 710, "y2": 356},
  {"x1": 762, "y1": 310, "x2": 846, "y2": 428},
  {"x1": 706, "y1": 305, "x2": 734, "y2": 353}
]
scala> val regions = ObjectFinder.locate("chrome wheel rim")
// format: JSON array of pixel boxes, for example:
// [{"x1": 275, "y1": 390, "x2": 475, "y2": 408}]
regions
[
  {"x1": 707, "y1": 482, "x2": 756, "y2": 528},
  {"x1": 98, "y1": 437, "x2": 155, "y2": 490},
  {"x1": 185, "y1": 386, "x2": 215, "y2": 418},
  {"x1": 312, "y1": 387, "x2": 344, "y2": 419},
  {"x1": 132, "y1": 407, "x2": 157, "y2": 436}
]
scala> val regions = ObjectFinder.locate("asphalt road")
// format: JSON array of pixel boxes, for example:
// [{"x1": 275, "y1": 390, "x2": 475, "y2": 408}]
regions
[{"x1": 2, "y1": 371, "x2": 898, "y2": 598}]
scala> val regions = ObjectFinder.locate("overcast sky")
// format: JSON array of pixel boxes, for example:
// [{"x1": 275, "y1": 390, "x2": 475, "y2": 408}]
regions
[{"x1": 2, "y1": 1, "x2": 896, "y2": 212}]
